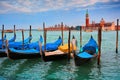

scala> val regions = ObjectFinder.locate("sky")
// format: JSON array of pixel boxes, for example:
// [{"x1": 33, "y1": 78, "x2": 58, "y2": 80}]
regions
[{"x1": 0, "y1": 0, "x2": 120, "y2": 29}]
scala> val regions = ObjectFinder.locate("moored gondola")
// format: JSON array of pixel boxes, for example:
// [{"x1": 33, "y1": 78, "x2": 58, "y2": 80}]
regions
[
  {"x1": 74, "y1": 36, "x2": 98, "y2": 66},
  {"x1": 42, "y1": 50, "x2": 68, "y2": 62},
  {"x1": 0, "y1": 35, "x2": 31, "y2": 57},
  {"x1": 0, "y1": 34, "x2": 6, "y2": 42},
  {"x1": 0, "y1": 34, "x2": 16, "y2": 57},
  {"x1": 7, "y1": 48, "x2": 40, "y2": 60},
  {"x1": 6, "y1": 35, "x2": 42, "y2": 60},
  {"x1": 8, "y1": 36, "x2": 32, "y2": 49},
  {"x1": 7, "y1": 36, "x2": 64, "y2": 60},
  {"x1": 41, "y1": 36, "x2": 77, "y2": 62}
]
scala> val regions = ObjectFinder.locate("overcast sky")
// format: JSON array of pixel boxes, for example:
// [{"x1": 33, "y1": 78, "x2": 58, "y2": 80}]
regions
[{"x1": 0, "y1": 0, "x2": 120, "y2": 29}]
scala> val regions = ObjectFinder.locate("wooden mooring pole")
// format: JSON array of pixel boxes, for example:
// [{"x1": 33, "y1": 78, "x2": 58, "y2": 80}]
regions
[
  {"x1": 22, "y1": 30, "x2": 24, "y2": 50},
  {"x1": 39, "y1": 35, "x2": 43, "y2": 61},
  {"x1": 29, "y1": 25, "x2": 32, "y2": 36},
  {"x1": 97, "y1": 26, "x2": 102, "y2": 65},
  {"x1": 29, "y1": 25, "x2": 32, "y2": 43},
  {"x1": 43, "y1": 22, "x2": 46, "y2": 54},
  {"x1": 2, "y1": 25, "x2": 4, "y2": 49},
  {"x1": 14, "y1": 25, "x2": 16, "y2": 41},
  {"x1": 61, "y1": 22, "x2": 64, "y2": 45},
  {"x1": 40, "y1": 22, "x2": 46, "y2": 61},
  {"x1": 68, "y1": 27, "x2": 71, "y2": 62},
  {"x1": 116, "y1": 19, "x2": 119, "y2": 53},
  {"x1": 44, "y1": 30, "x2": 47, "y2": 52},
  {"x1": 43, "y1": 22, "x2": 45, "y2": 36},
  {"x1": 80, "y1": 26, "x2": 82, "y2": 52}
]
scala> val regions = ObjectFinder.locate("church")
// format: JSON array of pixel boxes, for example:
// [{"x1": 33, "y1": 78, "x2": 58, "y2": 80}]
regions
[{"x1": 82, "y1": 10, "x2": 116, "y2": 31}]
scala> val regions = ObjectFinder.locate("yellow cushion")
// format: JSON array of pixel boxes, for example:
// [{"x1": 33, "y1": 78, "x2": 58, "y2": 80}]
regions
[{"x1": 58, "y1": 43, "x2": 77, "y2": 53}]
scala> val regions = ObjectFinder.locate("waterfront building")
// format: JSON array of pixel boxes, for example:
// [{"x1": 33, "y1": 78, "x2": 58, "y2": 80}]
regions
[{"x1": 83, "y1": 10, "x2": 116, "y2": 31}]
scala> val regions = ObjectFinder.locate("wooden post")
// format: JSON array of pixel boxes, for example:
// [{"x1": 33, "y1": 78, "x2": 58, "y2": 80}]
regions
[
  {"x1": 80, "y1": 26, "x2": 82, "y2": 52},
  {"x1": 29, "y1": 25, "x2": 32, "y2": 43},
  {"x1": 68, "y1": 27, "x2": 71, "y2": 62},
  {"x1": 116, "y1": 19, "x2": 119, "y2": 53},
  {"x1": 61, "y1": 22, "x2": 64, "y2": 45},
  {"x1": 22, "y1": 30, "x2": 24, "y2": 50},
  {"x1": 97, "y1": 26, "x2": 102, "y2": 65},
  {"x1": 43, "y1": 22, "x2": 46, "y2": 54},
  {"x1": 43, "y1": 22, "x2": 45, "y2": 35},
  {"x1": 5, "y1": 40, "x2": 9, "y2": 56},
  {"x1": 29, "y1": 25, "x2": 32, "y2": 36},
  {"x1": 39, "y1": 35, "x2": 43, "y2": 61},
  {"x1": 45, "y1": 30, "x2": 47, "y2": 52},
  {"x1": 14, "y1": 25, "x2": 16, "y2": 41},
  {"x1": 2, "y1": 25, "x2": 4, "y2": 49}
]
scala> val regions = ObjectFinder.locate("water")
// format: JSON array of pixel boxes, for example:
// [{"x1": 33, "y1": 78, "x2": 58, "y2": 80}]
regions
[{"x1": 0, "y1": 30, "x2": 120, "y2": 80}]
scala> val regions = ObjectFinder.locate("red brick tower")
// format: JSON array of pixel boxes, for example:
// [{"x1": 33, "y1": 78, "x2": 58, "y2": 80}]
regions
[{"x1": 86, "y1": 9, "x2": 89, "y2": 27}]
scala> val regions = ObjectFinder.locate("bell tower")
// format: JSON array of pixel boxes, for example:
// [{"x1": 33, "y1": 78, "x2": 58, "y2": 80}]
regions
[{"x1": 86, "y1": 9, "x2": 89, "y2": 27}]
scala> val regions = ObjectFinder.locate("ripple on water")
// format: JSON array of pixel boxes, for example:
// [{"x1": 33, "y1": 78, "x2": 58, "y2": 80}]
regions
[{"x1": 0, "y1": 31, "x2": 120, "y2": 80}]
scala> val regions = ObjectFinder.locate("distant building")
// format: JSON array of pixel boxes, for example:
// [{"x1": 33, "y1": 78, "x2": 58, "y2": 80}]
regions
[
  {"x1": 86, "y1": 9, "x2": 89, "y2": 27},
  {"x1": 83, "y1": 10, "x2": 116, "y2": 31},
  {"x1": 45, "y1": 23, "x2": 69, "y2": 31}
]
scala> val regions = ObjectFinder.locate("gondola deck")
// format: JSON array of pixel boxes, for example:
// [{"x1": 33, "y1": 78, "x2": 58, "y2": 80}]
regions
[
  {"x1": 44, "y1": 50, "x2": 66, "y2": 56},
  {"x1": 42, "y1": 50, "x2": 68, "y2": 62}
]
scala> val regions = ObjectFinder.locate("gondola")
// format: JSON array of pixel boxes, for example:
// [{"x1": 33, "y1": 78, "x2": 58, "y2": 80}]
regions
[
  {"x1": 0, "y1": 34, "x2": 6, "y2": 42},
  {"x1": 0, "y1": 34, "x2": 16, "y2": 48},
  {"x1": 8, "y1": 34, "x2": 16, "y2": 42},
  {"x1": 0, "y1": 34, "x2": 6, "y2": 47},
  {"x1": 0, "y1": 35, "x2": 31, "y2": 57},
  {"x1": 8, "y1": 35, "x2": 32, "y2": 49},
  {"x1": 42, "y1": 36, "x2": 77, "y2": 62},
  {"x1": 74, "y1": 36, "x2": 98, "y2": 66},
  {"x1": 6, "y1": 35, "x2": 42, "y2": 60},
  {"x1": 0, "y1": 34, "x2": 16, "y2": 57},
  {"x1": 41, "y1": 36, "x2": 62, "y2": 51},
  {"x1": 7, "y1": 36, "x2": 62, "y2": 60},
  {"x1": 7, "y1": 48, "x2": 40, "y2": 60},
  {"x1": 42, "y1": 49, "x2": 68, "y2": 61}
]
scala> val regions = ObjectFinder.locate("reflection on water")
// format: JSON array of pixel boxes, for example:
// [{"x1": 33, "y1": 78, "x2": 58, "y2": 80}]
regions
[{"x1": 0, "y1": 31, "x2": 120, "y2": 80}]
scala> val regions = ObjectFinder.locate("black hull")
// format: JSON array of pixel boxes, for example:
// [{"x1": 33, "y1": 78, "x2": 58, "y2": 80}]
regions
[
  {"x1": 73, "y1": 36, "x2": 98, "y2": 66},
  {"x1": 8, "y1": 51, "x2": 41, "y2": 60},
  {"x1": 0, "y1": 52, "x2": 7, "y2": 57},
  {"x1": 74, "y1": 54, "x2": 91, "y2": 66},
  {"x1": 43, "y1": 53, "x2": 68, "y2": 62}
]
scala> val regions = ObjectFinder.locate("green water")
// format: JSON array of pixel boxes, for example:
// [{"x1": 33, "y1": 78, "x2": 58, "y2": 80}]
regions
[{"x1": 0, "y1": 31, "x2": 120, "y2": 80}]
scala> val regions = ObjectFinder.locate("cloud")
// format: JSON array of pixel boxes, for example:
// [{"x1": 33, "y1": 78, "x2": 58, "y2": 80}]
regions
[{"x1": 0, "y1": 0, "x2": 119, "y2": 13}]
